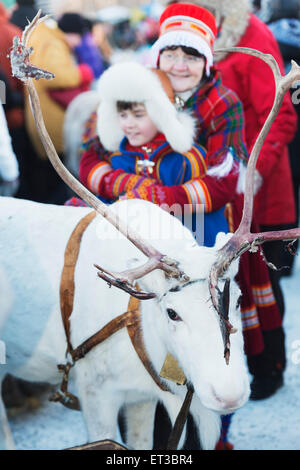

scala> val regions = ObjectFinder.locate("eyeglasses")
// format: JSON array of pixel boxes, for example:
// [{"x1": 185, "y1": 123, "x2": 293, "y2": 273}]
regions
[{"x1": 160, "y1": 51, "x2": 204, "y2": 66}]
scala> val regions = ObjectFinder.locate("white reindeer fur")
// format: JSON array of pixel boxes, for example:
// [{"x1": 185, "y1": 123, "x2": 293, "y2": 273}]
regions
[{"x1": 0, "y1": 197, "x2": 249, "y2": 450}]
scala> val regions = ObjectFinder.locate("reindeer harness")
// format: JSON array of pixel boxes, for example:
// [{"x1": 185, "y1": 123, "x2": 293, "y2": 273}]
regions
[{"x1": 51, "y1": 211, "x2": 193, "y2": 449}]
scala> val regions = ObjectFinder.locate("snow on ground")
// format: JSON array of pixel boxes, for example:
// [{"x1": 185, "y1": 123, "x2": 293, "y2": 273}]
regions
[
  {"x1": 230, "y1": 252, "x2": 300, "y2": 450},
  {"x1": 7, "y1": 254, "x2": 300, "y2": 450}
]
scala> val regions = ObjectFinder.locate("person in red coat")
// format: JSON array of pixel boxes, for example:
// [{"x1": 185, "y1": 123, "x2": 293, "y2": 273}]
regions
[
  {"x1": 75, "y1": 3, "x2": 288, "y2": 449},
  {"x1": 192, "y1": 0, "x2": 298, "y2": 400}
]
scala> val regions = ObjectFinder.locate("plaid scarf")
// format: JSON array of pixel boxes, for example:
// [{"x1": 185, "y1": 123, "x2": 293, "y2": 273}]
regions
[{"x1": 185, "y1": 70, "x2": 249, "y2": 167}]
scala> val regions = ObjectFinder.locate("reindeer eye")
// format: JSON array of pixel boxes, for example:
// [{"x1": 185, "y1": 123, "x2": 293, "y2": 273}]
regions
[{"x1": 167, "y1": 308, "x2": 182, "y2": 322}]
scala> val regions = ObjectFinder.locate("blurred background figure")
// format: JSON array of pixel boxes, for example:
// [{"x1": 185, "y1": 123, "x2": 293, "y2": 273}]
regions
[
  {"x1": 95, "y1": 6, "x2": 137, "y2": 63},
  {"x1": 58, "y1": 12, "x2": 105, "y2": 80},
  {"x1": 0, "y1": 102, "x2": 19, "y2": 197},
  {"x1": 22, "y1": 13, "x2": 94, "y2": 204},
  {"x1": 10, "y1": 0, "x2": 38, "y2": 30},
  {"x1": 252, "y1": 0, "x2": 300, "y2": 23},
  {"x1": 0, "y1": 2, "x2": 23, "y2": 127},
  {"x1": 0, "y1": 1, "x2": 30, "y2": 199},
  {"x1": 90, "y1": 19, "x2": 113, "y2": 68},
  {"x1": 133, "y1": 2, "x2": 162, "y2": 65}
]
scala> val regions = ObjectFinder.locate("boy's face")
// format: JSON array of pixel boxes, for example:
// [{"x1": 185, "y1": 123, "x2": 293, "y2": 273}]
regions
[{"x1": 118, "y1": 104, "x2": 158, "y2": 147}]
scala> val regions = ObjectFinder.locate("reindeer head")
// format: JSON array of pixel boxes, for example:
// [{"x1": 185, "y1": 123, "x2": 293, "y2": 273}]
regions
[
  {"x1": 101, "y1": 198, "x2": 249, "y2": 413},
  {"x1": 134, "y1": 224, "x2": 248, "y2": 413}
]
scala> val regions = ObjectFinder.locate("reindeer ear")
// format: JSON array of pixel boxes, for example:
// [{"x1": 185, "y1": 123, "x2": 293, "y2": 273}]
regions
[
  {"x1": 126, "y1": 258, "x2": 169, "y2": 298},
  {"x1": 139, "y1": 271, "x2": 171, "y2": 299}
]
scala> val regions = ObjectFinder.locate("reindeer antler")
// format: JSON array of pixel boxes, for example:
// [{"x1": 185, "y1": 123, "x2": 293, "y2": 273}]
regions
[
  {"x1": 10, "y1": 11, "x2": 189, "y2": 299},
  {"x1": 210, "y1": 47, "x2": 300, "y2": 314}
]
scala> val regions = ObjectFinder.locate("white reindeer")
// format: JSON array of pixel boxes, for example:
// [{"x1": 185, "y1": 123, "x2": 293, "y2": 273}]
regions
[
  {"x1": 2, "y1": 11, "x2": 300, "y2": 451},
  {"x1": 0, "y1": 196, "x2": 249, "y2": 450}
]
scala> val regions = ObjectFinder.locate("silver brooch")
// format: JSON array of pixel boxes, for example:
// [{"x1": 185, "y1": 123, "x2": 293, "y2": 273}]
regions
[{"x1": 137, "y1": 160, "x2": 155, "y2": 174}]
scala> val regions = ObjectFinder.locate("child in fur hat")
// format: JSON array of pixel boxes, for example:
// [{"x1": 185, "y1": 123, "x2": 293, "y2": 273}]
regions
[{"x1": 73, "y1": 60, "x2": 233, "y2": 246}]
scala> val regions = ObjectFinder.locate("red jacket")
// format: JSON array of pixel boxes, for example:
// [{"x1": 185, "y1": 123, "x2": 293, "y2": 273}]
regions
[
  {"x1": 79, "y1": 132, "x2": 239, "y2": 212},
  {"x1": 0, "y1": 4, "x2": 22, "y2": 92},
  {"x1": 216, "y1": 14, "x2": 297, "y2": 225}
]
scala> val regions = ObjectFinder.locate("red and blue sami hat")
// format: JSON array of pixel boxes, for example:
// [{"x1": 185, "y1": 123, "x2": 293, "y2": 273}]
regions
[{"x1": 151, "y1": 2, "x2": 217, "y2": 75}]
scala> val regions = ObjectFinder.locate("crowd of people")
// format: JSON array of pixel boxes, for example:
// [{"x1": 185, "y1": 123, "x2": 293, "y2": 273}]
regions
[{"x1": 0, "y1": 0, "x2": 299, "y2": 451}]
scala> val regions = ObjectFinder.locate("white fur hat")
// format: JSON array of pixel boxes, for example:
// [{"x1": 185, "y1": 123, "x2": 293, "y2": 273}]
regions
[{"x1": 96, "y1": 61, "x2": 195, "y2": 153}]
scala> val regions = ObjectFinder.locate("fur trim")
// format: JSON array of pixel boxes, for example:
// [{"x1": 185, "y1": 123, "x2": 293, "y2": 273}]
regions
[
  {"x1": 160, "y1": 0, "x2": 252, "y2": 62},
  {"x1": 206, "y1": 151, "x2": 233, "y2": 178},
  {"x1": 236, "y1": 164, "x2": 263, "y2": 195},
  {"x1": 151, "y1": 30, "x2": 213, "y2": 75},
  {"x1": 96, "y1": 62, "x2": 195, "y2": 152},
  {"x1": 236, "y1": 162, "x2": 247, "y2": 194}
]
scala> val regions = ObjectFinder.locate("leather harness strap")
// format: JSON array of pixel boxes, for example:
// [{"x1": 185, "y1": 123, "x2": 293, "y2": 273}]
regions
[
  {"x1": 72, "y1": 299, "x2": 170, "y2": 392},
  {"x1": 52, "y1": 210, "x2": 193, "y2": 449},
  {"x1": 60, "y1": 210, "x2": 97, "y2": 354},
  {"x1": 55, "y1": 210, "x2": 170, "y2": 411},
  {"x1": 71, "y1": 309, "x2": 140, "y2": 362}
]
